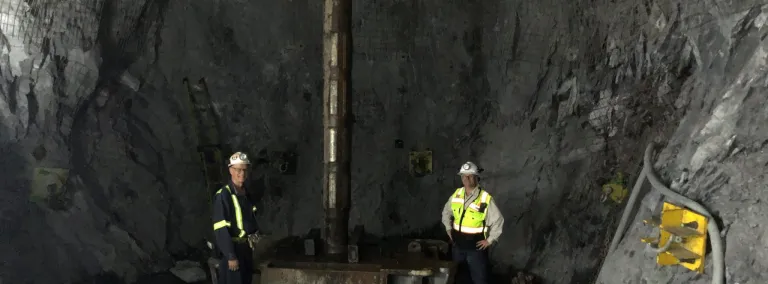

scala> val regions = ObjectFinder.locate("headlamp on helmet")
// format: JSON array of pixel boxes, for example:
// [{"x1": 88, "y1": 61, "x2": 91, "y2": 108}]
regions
[
  {"x1": 458, "y1": 161, "x2": 481, "y2": 176},
  {"x1": 228, "y1": 152, "x2": 251, "y2": 167}
]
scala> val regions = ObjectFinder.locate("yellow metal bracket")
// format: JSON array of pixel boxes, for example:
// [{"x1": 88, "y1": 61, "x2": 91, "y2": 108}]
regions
[
  {"x1": 601, "y1": 172, "x2": 628, "y2": 203},
  {"x1": 409, "y1": 150, "x2": 432, "y2": 177},
  {"x1": 641, "y1": 202, "x2": 708, "y2": 273}
]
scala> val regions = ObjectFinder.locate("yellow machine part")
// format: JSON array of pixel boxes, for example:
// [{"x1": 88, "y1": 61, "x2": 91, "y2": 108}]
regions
[
  {"x1": 601, "y1": 172, "x2": 628, "y2": 203},
  {"x1": 409, "y1": 150, "x2": 432, "y2": 177},
  {"x1": 30, "y1": 167, "x2": 70, "y2": 202},
  {"x1": 601, "y1": 183, "x2": 628, "y2": 203},
  {"x1": 642, "y1": 202, "x2": 708, "y2": 273}
]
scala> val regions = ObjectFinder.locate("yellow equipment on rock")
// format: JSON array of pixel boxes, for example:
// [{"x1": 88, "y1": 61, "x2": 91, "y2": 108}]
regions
[
  {"x1": 601, "y1": 172, "x2": 628, "y2": 204},
  {"x1": 409, "y1": 149, "x2": 432, "y2": 177},
  {"x1": 640, "y1": 202, "x2": 709, "y2": 273}
]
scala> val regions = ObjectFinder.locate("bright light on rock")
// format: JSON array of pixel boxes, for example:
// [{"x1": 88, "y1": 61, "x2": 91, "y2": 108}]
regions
[{"x1": 0, "y1": 0, "x2": 31, "y2": 77}]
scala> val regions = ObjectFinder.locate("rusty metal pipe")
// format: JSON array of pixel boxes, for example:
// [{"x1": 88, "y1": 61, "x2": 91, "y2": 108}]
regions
[{"x1": 322, "y1": 0, "x2": 352, "y2": 256}]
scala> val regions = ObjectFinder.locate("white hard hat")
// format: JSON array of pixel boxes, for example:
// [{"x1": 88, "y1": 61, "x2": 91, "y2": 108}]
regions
[
  {"x1": 228, "y1": 152, "x2": 251, "y2": 167},
  {"x1": 458, "y1": 161, "x2": 480, "y2": 176}
]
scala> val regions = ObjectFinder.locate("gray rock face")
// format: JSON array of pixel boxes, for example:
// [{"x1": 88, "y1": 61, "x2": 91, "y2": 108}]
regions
[
  {"x1": 0, "y1": 0, "x2": 762, "y2": 283},
  {"x1": 597, "y1": 2, "x2": 768, "y2": 283},
  {"x1": 0, "y1": 0, "x2": 205, "y2": 283}
]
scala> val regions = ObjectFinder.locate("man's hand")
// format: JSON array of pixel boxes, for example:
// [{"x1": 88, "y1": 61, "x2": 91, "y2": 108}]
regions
[
  {"x1": 476, "y1": 240, "x2": 491, "y2": 250},
  {"x1": 447, "y1": 231, "x2": 453, "y2": 243},
  {"x1": 228, "y1": 259, "x2": 239, "y2": 271},
  {"x1": 248, "y1": 233, "x2": 260, "y2": 249}
]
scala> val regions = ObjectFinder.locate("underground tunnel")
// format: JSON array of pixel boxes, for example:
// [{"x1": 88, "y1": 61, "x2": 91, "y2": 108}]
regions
[{"x1": 0, "y1": 0, "x2": 764, "y2": 283}]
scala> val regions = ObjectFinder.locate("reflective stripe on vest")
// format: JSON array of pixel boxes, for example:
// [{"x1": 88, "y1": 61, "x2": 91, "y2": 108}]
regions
[
  {"x1": 450, "y1": 187, "x2": 491, "y2": 235},
  {"x1": 212, "y1": 185, "x2": 256, "y2": 238}
]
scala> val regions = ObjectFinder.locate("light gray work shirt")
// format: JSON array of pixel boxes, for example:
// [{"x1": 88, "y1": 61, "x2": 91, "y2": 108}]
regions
[{"x1": 441, "y1": 186, "x2": 505, "y2": 244}]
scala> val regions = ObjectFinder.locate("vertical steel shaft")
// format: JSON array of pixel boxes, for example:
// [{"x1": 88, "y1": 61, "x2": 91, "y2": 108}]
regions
[{"x1": 322, "y1": 0, "x2": 351, "y2": 256}]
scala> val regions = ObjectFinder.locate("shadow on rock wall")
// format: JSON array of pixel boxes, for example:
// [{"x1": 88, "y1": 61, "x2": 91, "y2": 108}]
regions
[
  {"x1": 0, "y1": 29, "x2": 208, "y2": 284},
  {"x1": 0, "y1": 79, "x2": 202, "y2": 284}
]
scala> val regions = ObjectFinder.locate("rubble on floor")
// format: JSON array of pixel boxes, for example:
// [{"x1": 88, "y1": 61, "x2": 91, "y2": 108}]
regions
[
  {"x1": 169, "y1": 260, "x2": 207, "y2": 283},
  {"x1": 509, "y1": 271, "x2": 538, "y2": 284}
]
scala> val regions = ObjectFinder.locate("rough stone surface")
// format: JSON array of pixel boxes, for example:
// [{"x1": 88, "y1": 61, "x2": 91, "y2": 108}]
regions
[
  {"x1": 597, "y1": 2, "x2": 768, "y2": 283},
  {"x1": 0, "y1": 1, "x2": 204, "y2": 283},
  {"x1": 0, "y1": 0, "x2": 763, "y2": 283},
  {"x1": 168, "y1": 260, "x2": 206, "y2": 283}
]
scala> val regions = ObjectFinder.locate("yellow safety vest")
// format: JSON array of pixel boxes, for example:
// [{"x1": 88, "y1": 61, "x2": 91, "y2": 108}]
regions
[
  {"x1": 450, "y1": 187, "x2": 491, "y2": 235},
  {"x1": 212, "y1": 185, "x2": 257, "y2": 238}
]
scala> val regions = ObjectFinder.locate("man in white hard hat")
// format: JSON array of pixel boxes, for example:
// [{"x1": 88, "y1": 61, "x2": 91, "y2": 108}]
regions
[
  {"x1": 212, "y1": 152, "x2": 260, "y2": 284},
  {"x1": 441, "y1": 161, "x2": 504, "y2": 284}
]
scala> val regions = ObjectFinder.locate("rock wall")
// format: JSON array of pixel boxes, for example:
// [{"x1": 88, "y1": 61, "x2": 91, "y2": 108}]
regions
[
  {"x1": 597, "y1": 1, "x2": 768, "y2": 283},
  {"x1": 0, "y1": 0, "x2": 762, "y2": 283},
  {"x1": 0, "y1": 0, "x2": 207, "y2": 283}
]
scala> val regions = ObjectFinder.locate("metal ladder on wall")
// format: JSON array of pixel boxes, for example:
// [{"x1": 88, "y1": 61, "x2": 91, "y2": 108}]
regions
[{"x1": 183, "y1": 77, "x2": 227, "y2": 200}]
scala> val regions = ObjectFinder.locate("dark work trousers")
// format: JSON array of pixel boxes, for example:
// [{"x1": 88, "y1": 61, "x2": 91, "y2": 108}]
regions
[
  {"x1": 218, "y1": 242, "x2": 254, "y2": 284},
  {"x1": 452, "y1": 245, "x2": 489, "y2": 284}
]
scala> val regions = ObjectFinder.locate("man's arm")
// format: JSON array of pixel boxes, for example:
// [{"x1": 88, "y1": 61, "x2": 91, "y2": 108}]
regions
[
  {"x1": 441, "y1": 198, "x2": 453, "y2": 232},
  {"x1": 484, "y1": 199, "x2": 505, "y2": 244},
  {"x1": 213, "y1": 194, "x2": 237, "y2": 260}
]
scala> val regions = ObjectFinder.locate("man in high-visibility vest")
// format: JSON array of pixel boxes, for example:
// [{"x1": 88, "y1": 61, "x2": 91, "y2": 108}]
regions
[
  {"x1": 212, "y1": 152, "x2": 260, "y2": 284},
  {"x1": 441, "y1": 161, "x2": 505, "y2": 284}
]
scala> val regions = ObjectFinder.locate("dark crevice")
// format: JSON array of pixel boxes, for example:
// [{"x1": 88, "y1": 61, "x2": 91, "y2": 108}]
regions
[
  {"x1": 6, "y1": 76, "x2": 18, "y2": 114},
  {"x1": 509, "y1": 12, "x2": 522, "y2": 64},
  {"x1": 465, "y1": 0, "x2": 492, "y2": 159},
  {"x1": 24, "y1": 83, "x2": 38, "y2": 136},
  {"x1": 151, "y1": 0, "x2": 170, "y2": 67}
]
